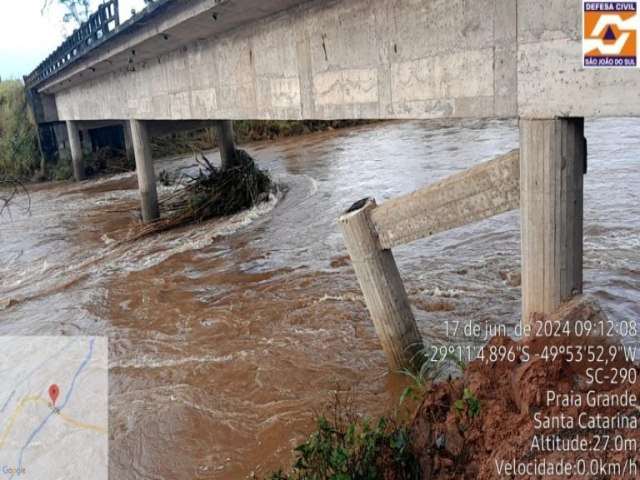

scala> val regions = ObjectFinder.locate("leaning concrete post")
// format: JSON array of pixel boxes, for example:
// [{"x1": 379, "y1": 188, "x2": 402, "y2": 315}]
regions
[
  {"x1": 130, "y1": 119, "x2": 159, "y2": 222},
  {"x1": 215, "y1": 120, "x2": 237, "y2": 169},
  {"x1": 520, "y1": 118, "x2": 585, "y2": 329},
  {"x1": 339, "y1": 198, "x2": 423, "y2": 370},
  {"x1": 66, "y1": 120, "x2": 85, "y2": 181}
]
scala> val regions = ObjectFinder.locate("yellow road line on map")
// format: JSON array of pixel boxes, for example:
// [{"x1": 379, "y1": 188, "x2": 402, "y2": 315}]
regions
[
  {"x1": 57, "y1": 412, "x2": 107, "y2": 434},
  {"x1": 0, "y1": 395, "x2": 107, "y2": 453},
  {"x1": 0, "y1": 395, "x2": 41, "y2": 452}
]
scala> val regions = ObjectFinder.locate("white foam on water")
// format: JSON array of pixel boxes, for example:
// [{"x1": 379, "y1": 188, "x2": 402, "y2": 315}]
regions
[
  {"x1": 1, "y1": 183, "x2": 283, "y2": 304},
  {"x1": 111, "y1": 353, "x2": 235, "y2": 369},
  {"x1": 100, "y1": 190, "x2": 282, "y2": 275},
  {"x1": 432, "y1": 286, "x2": 465, "y2": 298},
  {"x1": 314, "y1": 293, "x2": 360, "y2": 303}
]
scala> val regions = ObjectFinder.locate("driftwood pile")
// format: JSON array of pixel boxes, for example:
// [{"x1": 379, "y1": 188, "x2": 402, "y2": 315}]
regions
[{"x1": 128, "y1": 149, "x2": 271, "y2": 240}]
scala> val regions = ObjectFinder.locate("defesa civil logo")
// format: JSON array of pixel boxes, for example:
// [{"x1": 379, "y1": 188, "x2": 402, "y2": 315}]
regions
[{"x1": 583, "y1": 1, "x2": 639, "y2": 67}]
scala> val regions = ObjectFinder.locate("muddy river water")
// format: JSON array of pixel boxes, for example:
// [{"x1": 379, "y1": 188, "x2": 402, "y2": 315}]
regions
[{"x1": 0, "y1": 119, "x2": 638, "y2": 478}]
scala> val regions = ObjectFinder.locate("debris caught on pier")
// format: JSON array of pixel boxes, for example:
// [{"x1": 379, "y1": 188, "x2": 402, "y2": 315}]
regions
[{"x1": 128, "y1": 149, "x2": 272, "y2": 240}]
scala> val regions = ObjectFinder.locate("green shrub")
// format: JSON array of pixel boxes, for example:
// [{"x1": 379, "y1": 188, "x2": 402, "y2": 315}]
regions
[
  {"x1": 149, "y1": 120, "x2": 374, "y2": 159},
  {"x1": 84, "y1": 146, "x2": 135, "y2": 176},
  {"x1": 48, "y1": 154, "x2": 74, "y2": 181},
  {"x1": 151, "y1": 129, "x2": 215, "y2": 158},
  {"x1": 268, "y1": 395, "x2": 419, "y2": 480},
  {"x1": 0, "y1": 81, "x2": 40, "y2": 180}
]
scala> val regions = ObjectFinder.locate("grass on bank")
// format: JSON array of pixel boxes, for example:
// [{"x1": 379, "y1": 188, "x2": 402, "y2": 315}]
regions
[
  {"x1": 150, "y1": 120, "x2": 372, "y2": 158},
  {"x1": 46, "y1": 146, "x2": 136, "y2": 182},
  {"x1": 0, "y1": 81, "x2": 40, "y2": 180}
]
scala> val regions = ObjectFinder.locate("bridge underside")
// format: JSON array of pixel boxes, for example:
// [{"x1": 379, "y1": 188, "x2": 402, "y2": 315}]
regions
[{"x1": 32, "y1": 0, "x2": 640, "y2": 123}]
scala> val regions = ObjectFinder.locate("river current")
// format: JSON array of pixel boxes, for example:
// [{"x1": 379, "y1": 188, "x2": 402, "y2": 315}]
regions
[{"x1": 0, "y1": 119, "x2": 638, "y2": 478}]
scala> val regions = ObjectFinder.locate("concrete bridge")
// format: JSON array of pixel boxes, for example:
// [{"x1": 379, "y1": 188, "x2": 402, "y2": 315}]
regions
[{"x1": 25, "y1": 0, "x2": 640, "y2": 360}]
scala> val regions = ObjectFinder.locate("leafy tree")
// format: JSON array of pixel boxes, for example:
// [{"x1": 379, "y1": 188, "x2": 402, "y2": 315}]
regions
[
  {"x1": 44, "y1": 1, "x2": 157, "y2": 28},
  {"x1": 41, "y1": 0, "x2": 92, "y2": 28}
]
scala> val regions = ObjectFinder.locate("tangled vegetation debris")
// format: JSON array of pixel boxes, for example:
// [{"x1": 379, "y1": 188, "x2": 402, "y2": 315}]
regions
[{"x1": 128, "y1": 149, "x2": 272, "y2": 241}]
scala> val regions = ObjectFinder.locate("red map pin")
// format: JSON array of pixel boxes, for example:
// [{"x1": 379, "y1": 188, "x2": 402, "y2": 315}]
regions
[{"x1": 48, "y1": 384, "x2": 60, "y2": 406}]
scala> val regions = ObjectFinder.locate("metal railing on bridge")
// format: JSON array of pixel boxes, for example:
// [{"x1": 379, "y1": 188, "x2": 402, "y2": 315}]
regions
[{"x1": 24, "y1": 0, "x2": 120, "y2": 88}]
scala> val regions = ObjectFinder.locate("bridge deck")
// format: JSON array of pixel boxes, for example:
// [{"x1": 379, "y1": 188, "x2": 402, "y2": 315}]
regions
[{"x1": 28, "y1": 0, "x2": 640, "y2": 122}]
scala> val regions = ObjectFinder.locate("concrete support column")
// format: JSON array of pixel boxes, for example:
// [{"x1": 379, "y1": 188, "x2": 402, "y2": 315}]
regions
[
  {"x1": 122, "y1": 121, "x2": 134, "y2": 162},
  {"x1": 215, "y1": 120, "x2": 237, "y2": 169},
  {"x1": 130, "y1": 119, "x2": 159, "y2": 222},
  {"x1": 66, "y1": 120, "x2": 85, "y2": 181},
  {"x1": 520, "y1": 118, "x2": 585, "y2": 328}
]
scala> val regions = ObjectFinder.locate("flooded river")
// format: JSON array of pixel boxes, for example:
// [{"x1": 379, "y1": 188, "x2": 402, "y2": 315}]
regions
[{"x1": 0, "y1": 119, "x2": 638, "y2": 478}]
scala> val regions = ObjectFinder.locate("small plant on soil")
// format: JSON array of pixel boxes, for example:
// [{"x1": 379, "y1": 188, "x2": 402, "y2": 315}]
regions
[
  {"x1": 399, "y1": 357, "x2": 439, "y2": 407},
  {"x1": 399, "y1": 343, "x2": 467, "y2": 407},
  {"x1": 454, "y1": 388, "x2": 480, "y2": 430},
  {"x1": 268, "y1": 393, "x2": 419, "y2": 479}
]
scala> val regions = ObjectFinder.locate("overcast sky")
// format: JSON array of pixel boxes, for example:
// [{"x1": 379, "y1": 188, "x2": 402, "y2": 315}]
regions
[{"x1": 0, "y1": 0, "x2": 146, "y2": 80}]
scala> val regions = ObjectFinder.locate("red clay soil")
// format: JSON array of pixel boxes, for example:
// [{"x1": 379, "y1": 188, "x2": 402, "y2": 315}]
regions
[{"x1": 407, "y1": 295, "x2": 640, "y2": 479}]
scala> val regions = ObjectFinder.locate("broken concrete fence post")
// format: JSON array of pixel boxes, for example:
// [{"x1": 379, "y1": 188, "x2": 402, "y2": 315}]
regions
[{"x1": 339, "y1": 197, "x2": 423, "y2": 370}]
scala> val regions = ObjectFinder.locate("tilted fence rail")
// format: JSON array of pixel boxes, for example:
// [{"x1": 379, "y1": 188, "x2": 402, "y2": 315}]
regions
[
  {"x1": 339, "y1": 149, "x2": 520, "y2": 370},
  {"x1": 24, "y1": 0, "x2": 120, "y2": 88}
]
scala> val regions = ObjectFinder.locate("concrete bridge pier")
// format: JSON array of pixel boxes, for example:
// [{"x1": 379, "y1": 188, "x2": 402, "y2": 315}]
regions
[
  {"x1": 66, "y1": 120, "x2": 85, "y2": 181},
  {"x1": 520, "y1": 118, "x2": 586, "y2": 329},
  {"x1": 215, "y1": 120, "x2": 238, "y2": 169},
  {"x1": 130, "y1": 119, "x2": 159, "y2": 222},
  {"x1": 122, "y1": 121, "x2": 134, "y2": 162}
]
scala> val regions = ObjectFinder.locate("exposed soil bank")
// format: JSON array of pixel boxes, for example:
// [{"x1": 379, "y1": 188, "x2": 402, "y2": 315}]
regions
[{"x1": 408, "y1": 296, "x2": 639, "y2": 479}]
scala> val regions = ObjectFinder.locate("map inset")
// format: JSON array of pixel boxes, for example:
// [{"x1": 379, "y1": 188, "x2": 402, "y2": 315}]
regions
[{"x1": 0, "y1": 336, "x2": 108, "y2": 479}]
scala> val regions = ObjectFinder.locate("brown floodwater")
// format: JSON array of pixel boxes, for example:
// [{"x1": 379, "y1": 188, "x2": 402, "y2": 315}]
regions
[{"x1": 0, "y1": 119, "x2": 638, "y2": 478}]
